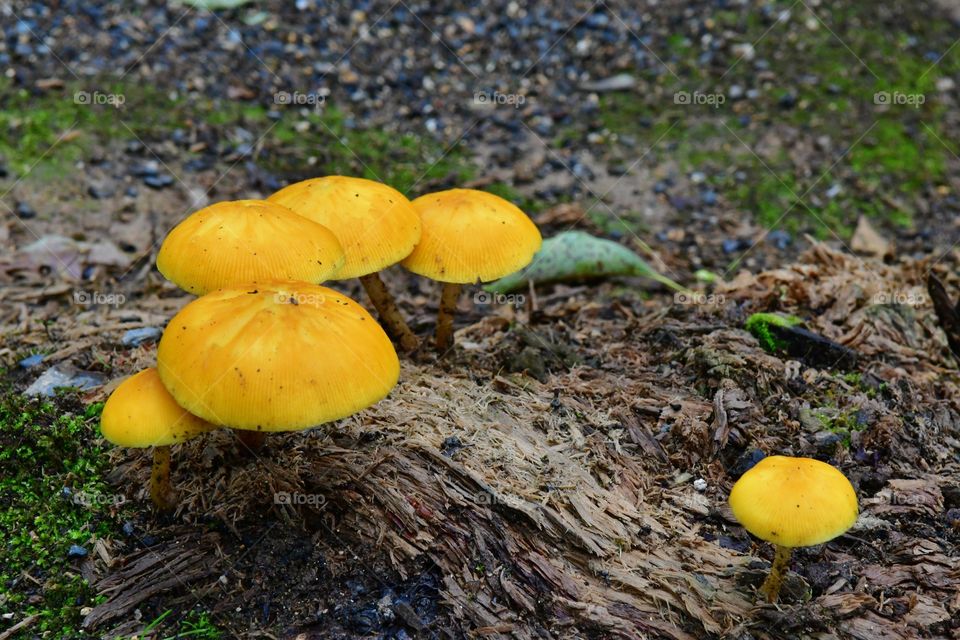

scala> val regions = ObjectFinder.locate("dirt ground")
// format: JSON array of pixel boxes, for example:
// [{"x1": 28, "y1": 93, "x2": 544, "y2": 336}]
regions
[{"x1": 3, "y1": 211, "x2": 960, "y2": 638}]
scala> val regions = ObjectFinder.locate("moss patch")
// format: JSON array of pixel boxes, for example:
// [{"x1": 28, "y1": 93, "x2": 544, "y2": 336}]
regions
[
  {"x1": 745, "y1": 312, "x2": 804, "y2": 353},
  {"x1": 0, "y1": 79, "x2": 509, "y2": 202},
  {"x1": 0, "y1": 391, "x2": 126, "y2": 637}
]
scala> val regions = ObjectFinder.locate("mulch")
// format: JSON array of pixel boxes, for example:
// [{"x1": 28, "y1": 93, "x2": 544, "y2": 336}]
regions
[{"x1": 10, "y1": 239, "x2": 953, "y2": 638}]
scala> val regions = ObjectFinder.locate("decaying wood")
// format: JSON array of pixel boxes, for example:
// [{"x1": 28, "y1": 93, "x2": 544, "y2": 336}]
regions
[
  {"x1": 75, "y1": 240, "x2": 960, "y2": 638},
  {"x1": 83, "y1": 534, "x2": 222, "y2": 630}
]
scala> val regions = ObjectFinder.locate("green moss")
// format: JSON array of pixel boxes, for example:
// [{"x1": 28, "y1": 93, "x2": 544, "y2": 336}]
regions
[
  {"x1": 814, "y1": 407, "x2": 867, "y2": 448},
  {"x1": 140, "y1": 608, "x2": 223, "y2": 640},
  {"x1": 841, "y1": 372, "x2": 863, "y2": 386},
  {"x1": 0, "y1": 390, "x2": 126, "y2": 637},
  {"x1": 744, "y1": 312, "x2": 804, "y2": 353},
  {"x1": 0, "y1": 79, "x2": 480, "y2": 198}
]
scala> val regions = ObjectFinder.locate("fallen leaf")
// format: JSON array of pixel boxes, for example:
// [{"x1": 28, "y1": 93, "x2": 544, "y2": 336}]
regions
[
  {"x1": 850, "y1": 216, "x2": 892, "y2": 258},
  {"x1": 485, "y1": 231, "x2": 686, "y2": 293}
]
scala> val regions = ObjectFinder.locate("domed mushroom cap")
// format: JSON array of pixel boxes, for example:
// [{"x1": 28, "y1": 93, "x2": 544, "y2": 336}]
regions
[
  {"x1": 729, "y1": 455, "x2": 859, "y2": 548},
  {"x1": 268, "y1": 176, "x2": 421, "y2": 280},
  {"x1": 157, "y1": 280, "x2": 400, "y2": 432},
  {"x1": 401, "y1": 189, "x2": 542, "y2": 284},
  {"x1": 157, "y1": 199, "x2": 345, "y2": 295},
  {"x1": 100, "y1": 368, "x2": 215, "y2": 448}
]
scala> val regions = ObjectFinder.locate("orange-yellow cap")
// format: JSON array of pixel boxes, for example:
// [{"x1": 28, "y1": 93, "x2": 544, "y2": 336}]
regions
[
  {"x1": 401, "y1": 189, "x2": 542, "y2": 284},
  {"x1": 156, "y1": 280, "x2": 400, "y2": 432},
  {"x1": 268, "y1": 176, "x2": 421, "y2": 280},
  {"x1": 100, "y1": 368, "x2": 215, "y2": 448},
  {"x1": 157, "y1": 199, "x2": 344, "y2": 294},
  {"x1": 728, "y1": 455, "x2": 859, "y2": 548}
]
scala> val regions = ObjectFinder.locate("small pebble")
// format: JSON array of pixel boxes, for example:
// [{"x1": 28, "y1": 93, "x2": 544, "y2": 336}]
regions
[
  {"x1": 88, "y1": 184, "x2": 115, "y2": 199},
  {"x1": 722, "y1": 238, "x2": 744, "y2": 254},
  {"x1": 693, "y1": 478, "x2": 708, "y2": 492},
  {"x1": 15, "y1": 201, "x2": 36, "y2": 219},
  {"x1": 732, "y1": 449, "x2": 766, "y2": 476},
  {"x1": 122, "y1": 327, "x2": 162, "y2": 347},
  {"x1": 18, "y1": 353, "x2": 45, "y2": 368},
  {"x1": 68, "y1": 544, "x2": 88, "y2": 559},
  {"x1": 143, "y1": 174, "x2": 174, "y2": 189},
  {"x1": 129, "y1": 161, "x2": 159, "y2": 177},
  {"x1": 766, "y1": 230, "x2": 792, "y2": 250}
]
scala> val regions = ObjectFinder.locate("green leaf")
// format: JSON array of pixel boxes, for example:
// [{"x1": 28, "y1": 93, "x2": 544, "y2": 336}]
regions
[{"x1": 485, "y1": 231, "x2": 687, "y2": 294}]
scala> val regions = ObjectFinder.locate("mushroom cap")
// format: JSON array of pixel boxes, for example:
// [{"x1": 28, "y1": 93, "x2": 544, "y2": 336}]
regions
[
  {"x1": 268, "y1": 176, "x2": 421, "y2": 280},
  {"x1": 728, "y1": 455, "x2": 859, "y2": 548},
  {"x1": 401, "y1": 189, "x2": 542, "y2": 284},
  {"x1": 100, "y1": 368, "x2": 215, "y2": 448},
  {"x1": 156, "y1": 280, "x2": 400, "y2": 432},
  {"x1": 156, "y1": 199, "x2": 345, "y2": 295}
]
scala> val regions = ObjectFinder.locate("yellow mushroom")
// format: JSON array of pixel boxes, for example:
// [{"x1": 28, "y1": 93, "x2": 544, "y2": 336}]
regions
[
  {"x1": 156, "y1": 280, "x2": 400, "y2": 450},
  {"x1": 268, "y1": 176, "x2": 422, "y2": 352},
  {"x1": 156, "y1": 199, "x2": 345, "y2": 295},
  {"x1": 728, "y1": 455, "x2": 859, "y2": 602},
  {"x1": 100, "y1": 368, "x2": 215, "y2": 510},
  {"x1": 400, "y1": 189, "x2": 542, "y2": 351}
]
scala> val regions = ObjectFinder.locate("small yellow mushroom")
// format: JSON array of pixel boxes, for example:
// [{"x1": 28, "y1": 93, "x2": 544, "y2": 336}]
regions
[
  {"x1": 401, "y1": 189, "x2": 542, "y2": 352},
  {"x1": 100, "y1": 368, "x2": 215, "y2": 510},
  {"x1": 728, "y1": 455, "x2": 859, "y2": 602}
]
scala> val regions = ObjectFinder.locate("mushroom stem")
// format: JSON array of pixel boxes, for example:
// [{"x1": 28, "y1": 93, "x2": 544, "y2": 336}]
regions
[
  {"x1": 435, "y1": 283, "x2": 462, "y2": 352},
  {"x1": 759, "y1": 544, "x2": 792, "y2": 602},
  {"x1": 150, "y1": 445, "x2": 175, "y2": 511},
  {"x1": 359, "y1": 272, "x2": 419, "y2": 352},
  {"x1": 235, "y1": 430, "x2": 267, "y2": 454}
]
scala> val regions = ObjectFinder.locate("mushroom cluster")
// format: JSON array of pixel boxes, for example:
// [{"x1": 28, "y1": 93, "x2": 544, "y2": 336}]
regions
[{"x1": 100, "y1": 178, "x2": 541, "y2": 509}]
